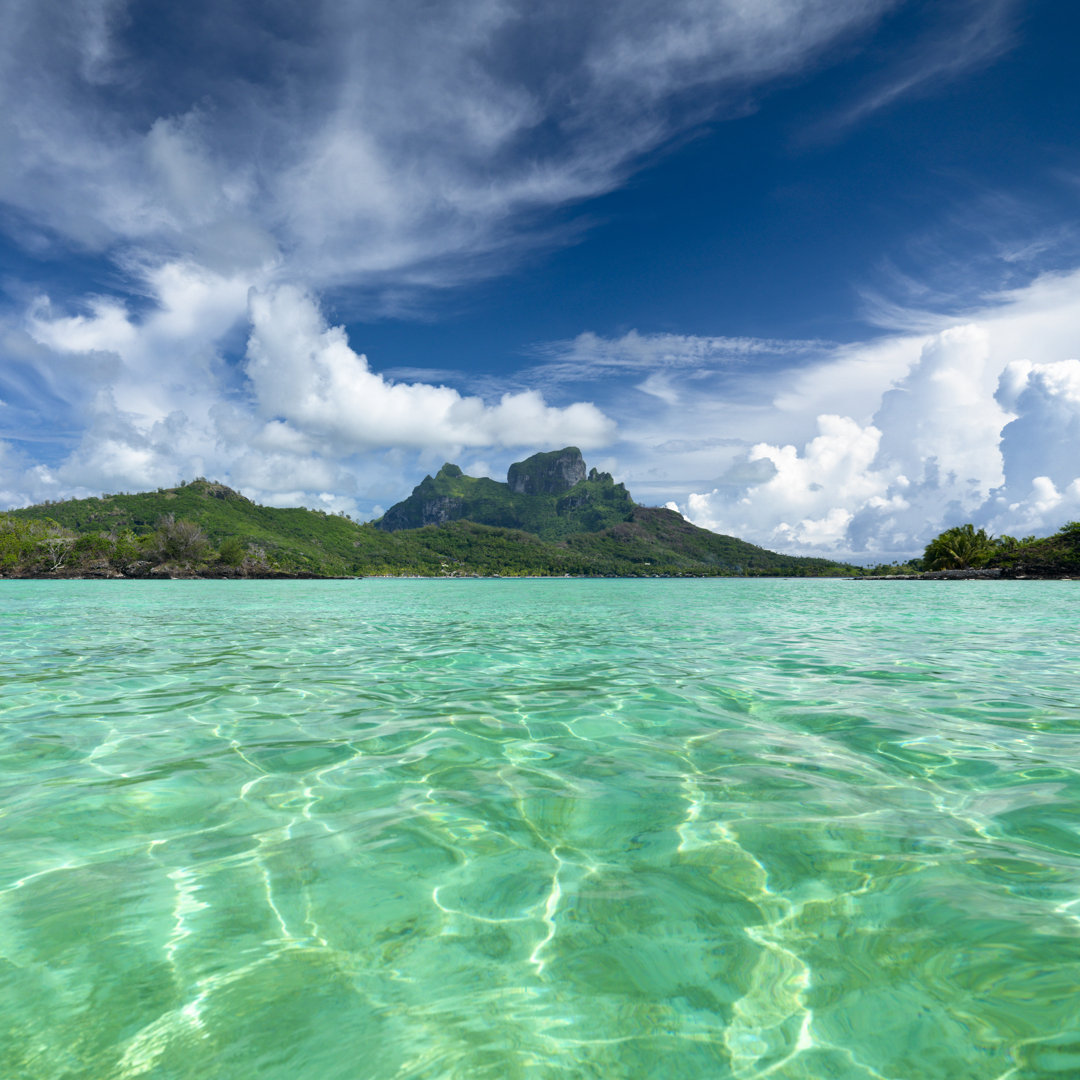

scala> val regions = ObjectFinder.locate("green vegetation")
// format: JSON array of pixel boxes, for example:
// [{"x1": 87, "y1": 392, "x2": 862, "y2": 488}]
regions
[
  {"x1": 366, "y1": 449, "x2": 857, "y2": 575},
  {"x1": 1, "y1": 474, "x2": 858, "y2": 579},
  {"x1": 564, "y1": 506, "x2": 850, "y2": 576},
  {"x1": 982, "y1": 521, "x2": 1080, "y2": 576},
  {"x1": 0, "y1": 515, "x2": 72, "y2": 572},
  {"x1": 375, "y1": 454, "x2": 636, "y2": 539},
  {"x1": 10, "y1": 465, "x2": 1080, "y2": 581},
  {"x1": 1, "y1": 495, "x2": 280, "y2": 578},
  {"x1": 6, "y1": 479, "x2": 355, "y2": 576},
  {"x1": 913, "y1": 520, "x2": 1080, "y2": 576},
  {"x1": 922, "y1": 523, "x2": 998, "y2": 570}
]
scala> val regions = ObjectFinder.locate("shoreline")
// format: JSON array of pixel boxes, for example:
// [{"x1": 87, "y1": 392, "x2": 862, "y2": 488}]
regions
[
  {"x1": 858, "y1": 569, "x2": 1079, "y2": 581},
  {"x1": 4, "y1": 569, "x2": 1079, "y2": 581}
]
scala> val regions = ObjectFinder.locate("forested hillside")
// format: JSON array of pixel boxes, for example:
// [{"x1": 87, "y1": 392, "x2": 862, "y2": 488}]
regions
[{"x1": 2, "y1": 473, "x2": 856, "y2": 578}]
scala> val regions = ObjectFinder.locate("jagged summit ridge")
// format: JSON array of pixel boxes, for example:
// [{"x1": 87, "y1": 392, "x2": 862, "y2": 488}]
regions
[{"x1": 375, "y1": 447, "x2": 633, "y2": 539}]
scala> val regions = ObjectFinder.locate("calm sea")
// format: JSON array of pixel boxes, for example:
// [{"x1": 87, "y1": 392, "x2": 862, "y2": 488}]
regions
[{"x1": 2, "y1": 579, "x2": 1079, "y2": 1079}]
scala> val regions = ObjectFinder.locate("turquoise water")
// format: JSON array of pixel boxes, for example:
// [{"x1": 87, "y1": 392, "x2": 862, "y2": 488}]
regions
[{"x1": 2, "y1": 579, "x2": 1080, "y2": 1079}]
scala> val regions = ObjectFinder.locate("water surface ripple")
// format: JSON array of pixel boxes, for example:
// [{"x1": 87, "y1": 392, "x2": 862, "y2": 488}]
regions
[{"x1": 2, "y1": 579, "x2": 1079, "y2": 1078}]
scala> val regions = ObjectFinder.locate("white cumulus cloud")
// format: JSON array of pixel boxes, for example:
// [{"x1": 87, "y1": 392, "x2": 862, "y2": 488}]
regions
[
  {"x1": 639, "y1": 270, "x2": 1080, "y2": 559},
  {"x1": 245, "y1": 286, "x2": 614, "y2": 453},
  {"x1": 1, "y1": 269, "x2": 614, "y2": 514},
  {"x1": 687, "y1": 415, "x2": 891, "y2": 548}
]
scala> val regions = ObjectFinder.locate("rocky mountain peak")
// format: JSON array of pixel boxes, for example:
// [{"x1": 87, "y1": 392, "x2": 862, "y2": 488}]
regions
[{"x1": 506, "y1": 447, "x2": 586, "y2": 496}]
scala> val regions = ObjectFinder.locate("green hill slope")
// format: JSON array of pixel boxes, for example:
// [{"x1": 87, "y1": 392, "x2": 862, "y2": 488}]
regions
[
  {"x1": 7, "y1": 479, "x2": 363, "y2": 574},
  {"x1": 567, "y1": 506, "x2": 849, "y2": 575}
]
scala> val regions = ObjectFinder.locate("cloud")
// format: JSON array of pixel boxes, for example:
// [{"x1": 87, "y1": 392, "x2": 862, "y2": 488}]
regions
[
  {"x1": 619, "y1": 269, "x2": 1080, "y2": 558},
  {"x1": 244, "y1": 285, "x2": 614, "y2": 452},
  {"x1": 0, "y1": 0, "x2": 909, "y2": 297},
  {"x1": 871, "y1": 325, "x2": 1008, "y2": 509},
  {"x1": 0, "y1": 268, "x2": 613, "y2": 514},
  {"x1": 0, "y1": 0, "x2": 939, "y2": 516},
  {"x1": 12, "y1": 260, "x2": 1080, "y2": 559},
  {"x1": 987, "y1": 359, "x2": 1080, "y2": 533},
  {"x1": 27, "y1": 260, "x2": 253, "y2": 421},
  {"x1": 813, "y1": 0, "x2": 1020, "y2": 135},
  {"x1": 683, "y1": 327, "x2": 1007, "y2": 552},
  {"x1": 996, "y1": 359, "x2": 1080, "y2": 492},
  {"x1": 528, "y1": 329, "x2": 829, "y2": 385},
  {"x1": 686, "y1": 414, "x2": 892, "y2": 548}
]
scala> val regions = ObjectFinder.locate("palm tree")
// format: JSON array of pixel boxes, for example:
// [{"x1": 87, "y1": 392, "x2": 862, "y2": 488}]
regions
[{"x1": 922, "y1": 524, "x2": 995, "y2": 570}]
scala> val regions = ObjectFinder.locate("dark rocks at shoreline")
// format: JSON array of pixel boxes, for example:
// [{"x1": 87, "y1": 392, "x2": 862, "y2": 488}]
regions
[
  {"x1": 860, "y1": 567, "x2": 1077, "y2": 580},
  {"x1": 863, "y1": 568, "x2": 1005, "y2": 580},
  {"x1": 1, "y1": 564, "x2": 347, "y2": 581}
]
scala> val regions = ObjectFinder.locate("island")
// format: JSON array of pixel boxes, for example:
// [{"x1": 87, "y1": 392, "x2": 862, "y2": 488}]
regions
[
  {"x1": 5, "y1": 448, "x2": 1078, "y2": 579},
  {"x1": 1, "y1": 448, "x2": 854, "y2": 579}
]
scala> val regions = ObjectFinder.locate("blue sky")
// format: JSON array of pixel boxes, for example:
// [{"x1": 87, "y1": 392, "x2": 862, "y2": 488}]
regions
[{"x1": 1, "y1": 0, "x2": 1079, "y2": 559}]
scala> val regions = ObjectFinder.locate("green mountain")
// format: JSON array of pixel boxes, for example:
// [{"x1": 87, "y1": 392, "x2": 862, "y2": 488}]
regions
[
  {"x1": 375, "y1": 448, "x2": 636, "y2": 539},
  {"x1": 1, "y1": 452, "x2": 859, "y2": 578}
]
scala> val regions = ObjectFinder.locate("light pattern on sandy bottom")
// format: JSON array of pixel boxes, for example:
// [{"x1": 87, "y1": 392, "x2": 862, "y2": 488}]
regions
[{"x1": 2, "y1": 578, "x2": 1080, "y2": 1079}]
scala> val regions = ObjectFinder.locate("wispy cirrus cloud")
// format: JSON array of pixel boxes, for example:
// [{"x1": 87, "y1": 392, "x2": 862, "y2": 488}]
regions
[
  {"x1": 525, "y1": 329, "x2": 831, "y2": 385},
  {"x1": 809, "y1": 0, "x2": 1020, "y2": 137},
  {"x1": 0, "y1": 0, "x2": 906, "y2": 295}
]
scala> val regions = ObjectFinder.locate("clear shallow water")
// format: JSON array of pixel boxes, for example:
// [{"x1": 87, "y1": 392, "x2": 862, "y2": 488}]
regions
[{"x1": 2, "y1": 578, "x2": 1080, "y2": 1080}]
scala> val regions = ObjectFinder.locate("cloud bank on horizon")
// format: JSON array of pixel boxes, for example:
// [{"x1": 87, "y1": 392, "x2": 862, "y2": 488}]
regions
[
  {"x1": 1, "y1": 0, "x2": 1077, "y2": 558},
  {"x1": 666, "y1": 273, "x2": 1080, "y2": 557}
]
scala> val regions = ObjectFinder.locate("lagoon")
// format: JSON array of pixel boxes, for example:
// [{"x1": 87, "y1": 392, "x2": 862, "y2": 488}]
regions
[{"x1": 2, "y1": 578, "x2": 1079, "y2": 1078}]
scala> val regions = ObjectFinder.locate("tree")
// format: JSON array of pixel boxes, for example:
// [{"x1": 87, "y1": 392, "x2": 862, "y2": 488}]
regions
[
  {"x1": 108, "y1": 529, "x2": 149, "y2": 570},
  {"x1": 217, "y1": 536, "x2": 247, "y2": 566},
  {"x1": 153, "y1": 515, "x2": 209, "y2": 563},
  {"x1": 1057, "y1": 521, "x2": 1080, "y2": 547},
  {"x1": 38, "y1": 535, "x2": 74, "y2": 571},
  {"x1": 922, "y1": 524, "x2": 995, "y2": 570}
]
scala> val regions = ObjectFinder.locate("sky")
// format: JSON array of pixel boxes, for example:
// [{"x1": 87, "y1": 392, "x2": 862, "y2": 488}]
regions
[{"x1": 1, "y1": 0, "x2": 1079, "y2": 561}]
